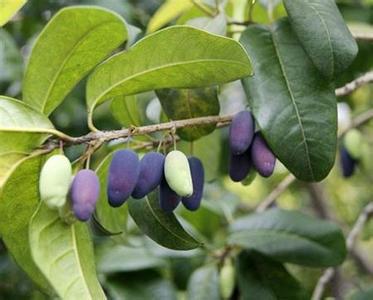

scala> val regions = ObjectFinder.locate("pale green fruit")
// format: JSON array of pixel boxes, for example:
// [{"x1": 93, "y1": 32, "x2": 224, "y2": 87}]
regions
[
  {"x1": 39, "y1": 154, "x2": 72, "y2": 209},
  {"x1": 219, "y1": 259, "x2": 235, "y2": 299},
  {"x1": 241, "y1": 170, "x2": 256, "y2": 186},
  {"x1": 344, "y1": 129, "x2": 363, "y2": 159},
  {"x1": 164, "y1": 150, "x2": 193, "y2": 197}
]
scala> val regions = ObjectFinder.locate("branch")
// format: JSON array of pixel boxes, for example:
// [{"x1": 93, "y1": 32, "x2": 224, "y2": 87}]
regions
[
  {"x1": 335, "y1": 71, "x2": 373, "y2": 97},
  {"x1": 311, "y1": 202, "x2": 373, "y2": 300}
]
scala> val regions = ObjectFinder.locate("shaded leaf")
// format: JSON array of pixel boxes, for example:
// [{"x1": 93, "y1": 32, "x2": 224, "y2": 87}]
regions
[
  {"x1": 128, "y1": 191, "x2": 202, "y2": 250},
  {"x1": 0, "y1": 29, "x2": 23, "y2": 82},
  {"x1": 187, "y1": 264, "x2": 220, "y2": 300},
  {"x1": 23, "y1": 6, "x2": 128, "y2": 115},
  {"x1": 241, "y1": 19, "x2": 337, "y2": 182},
  {"x1": 156, "y1": 86, "x2": 220, "y2": 141},
  {"x1": 110, "y1": 95, "x2": 141, "y2": 127},
  {"x1": 229, "y1": 208, "x2": 346, "y2": 267},
  {"x1": 29, "y1": 203, "x2": 105, "y2": 299},
  {"x1": 0, "y1": 0, "x2": 26, "y2": 26}
]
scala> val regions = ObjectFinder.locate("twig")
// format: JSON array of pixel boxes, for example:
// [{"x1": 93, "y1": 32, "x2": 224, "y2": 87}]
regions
[
  {"x1": 191, "y1": 0, "x2": 217, "y2": 17},
  {"x1": 311, "y1": 202, "x2": 373, "y2": 300},
  {"x1": 335, "y1": 71, "x2": 373, "y2": 97}
]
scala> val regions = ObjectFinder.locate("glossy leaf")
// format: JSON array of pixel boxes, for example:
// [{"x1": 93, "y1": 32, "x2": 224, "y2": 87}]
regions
[
  {"x1": 29, "y1": 203, "x2": 105, "y2": 300},
  {"x1": 86, "y1": 26, "x2": 252, "y2": 126},
  {"x1": 23, "y1": 6, "x2": 128, "y2": 115},
  {"x1": 110, "y1": 95, "x2": 141, "y2": 127},
  {"x1": 229, "y1": 208, "x2": 346, "y2": 267},
  {"x1": 0, "y1": 29, "x2": 23, "y2": 82},
  {"x1": 236, "y1": 251, "x2": 308, "y2": 300},
  {"x1": 241, "y1": 19, "x2": 337, "y2": 182},
  {"x1": 0, "y1": 0, "x2": 26, "y2": 26},
  {"x1": 283, "y1": 0, "x2": 358, "y2": 79},
  {"x1": 187, "y1": 264, "x2": 220, "y2": 300},
  {"x1": 0, "y1": 155, "x2": 50, "y2": 291},
  {"x1": 0, "y1": 96, "x2": 54, "y2": 186},
  {"x1": 95, "y1": 152, "x2": 128, "y2": 233},
  {"x1": 156, "y1": 86, "x2": 220, "y2": 141},
  {"x1": 128, "y1": 191, "x2": 202, "y2": 250}
]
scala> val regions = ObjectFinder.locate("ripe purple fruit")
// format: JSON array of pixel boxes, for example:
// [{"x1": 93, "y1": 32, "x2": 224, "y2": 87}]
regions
[
  {"x1": 70, "y1": 169, "x2": 100, "y2": 221},
  {"x1": 132, "y1": 152, "x2": 165, "y2": 199},
  {"x1": 182, "y1": 157, "x2": 204, "y2": 211},
  {"x1": 229, "y1": 110, "x2": 255, "y2": 155},
  {"x1": 251, "y1": 133, "x2": 276, "y2": 177},
  {"x1": 229, "y1": 150, "x2": 251, "y2": 182},
  {"x1": 159, "y1": 177, "x2": 181, "y2": 212},
  {"x1": 340, "y1": 146, "x2": 356, "y2": 178},
  {"x1": 107, "y1": 149, "x2": 140, "y2": 207}
]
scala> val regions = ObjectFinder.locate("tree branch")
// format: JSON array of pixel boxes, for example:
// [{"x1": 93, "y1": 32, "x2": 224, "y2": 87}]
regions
[{"x1": 335, "y1": 71, "x2": 373, "y2": 97}]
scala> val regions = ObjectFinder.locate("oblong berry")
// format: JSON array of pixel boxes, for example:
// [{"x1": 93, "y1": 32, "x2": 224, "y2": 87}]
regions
[
  {"x1": 229, "y1": 150, "x2": 251, "y2": 182},
  {"x1": 340, "y1": 146, "x2": 356, "y2": 178},
  {"x1": 70, "y1": 169, "x2": 100, "y2": 221},
  {"x1": 182, "y1": 157, "x2": 204, "y2": 211},
  {"x1": 159, "y1": 177, "x2": 181, "y2": 212},
  {"x1": 132, "y1": 152, "x2": 165, "y2": 199},
  {"x1": 164, "y1": 150, "x2": 193, "y2": 197},
  {"x1": 251, "y1": 133, "x2": 276, "y2": 177},
  {"x1": 107, "y1": 149, "x2": 140, "y2": 207},
  {"x1": 229, "y1": 110, "x2": 255, "y2": 155}
]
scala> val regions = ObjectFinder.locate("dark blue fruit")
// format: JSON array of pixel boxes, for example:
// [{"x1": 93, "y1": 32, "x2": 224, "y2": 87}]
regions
[
  {"x1": 182, "y1": 157, "x2": 204, "y2": 211},
  {"x1": 251, "y1": 133, "x2": 276, "y2": 177},
  {"x1": 159, "y1": 177, "x2": 181, "y2": 212},
  {"x1": 229, "y1": 110, "x2": 255, "y2": 155},
  {"x1": 229, "y1": 150, "x2": 251, "y2": 182},
  {"x1": 70, "y1": 169, "x2": 100, "y2": 221},
  {"x1": 340, "y1": 147, "x2": 356, "y2": 178},
  {"x1": 132, "y1": 152, "x2": 165, "y2": 199},
  {"x1": 107, "y1": 150, "x2": 140, "y2": 207}
]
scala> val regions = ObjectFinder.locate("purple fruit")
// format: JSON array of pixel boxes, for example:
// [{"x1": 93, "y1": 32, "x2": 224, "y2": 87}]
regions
[
  {"x1": 229, "y1": 111, "x2": 255, "y2": 155},
  {"x1": 182, "y1": 157, "x2": 204, "y2": 211},
  {"x1": 70, "y1": 169, "x2": 100, "y2": 221},
  {"x1": 107, "y1": 150, "x2": 140, "y2": 207},
  {"x1": 340, "y1": 147, "x2": 356, "y2": 178},
  {"x1": 229, "y1": 149, "x2": 252, "y2": 182},
  {"x1": 251, "y1": 133, "x2": 276, "y2": 177},
  {"x1": 159, "y1": 177, "x2": 181, "y2": 212},
  {"x1": 132, "y1": 152, "x2": 165, "y2": 199}
]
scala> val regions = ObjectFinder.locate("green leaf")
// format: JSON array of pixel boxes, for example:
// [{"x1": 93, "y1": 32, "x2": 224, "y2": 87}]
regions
[
  {"x1": 0, "y1": 0, "x2": 26, "y2": 26},
  {"x1": 95, "y1": 152, "x2": 128, "y2": 233},
  {"x1": 186, "y1": 13, "x2": 227, "y2": 35},
  {"x1": 240, "y1": 19, "x2": 337, "y2": 182},
  {"x1": 86, "y1": 25, "x2": 252, "y2": 127},
  {"x1": 283, "y1": 0, "x2": 358, "y2": 79},
  {"x1": 128, "y1": 191, "x2": 202, "y2": 250},
  {"x1": 229, "y1": 208, "x2": 346, "y2": 267},
  {"x1": 23, "y1": 6, "x2": 128, "y2": 116},
  {"x1": 110, "y1": 95, "x2": 142, "y2": 127},
  {"x1": 0, "y1": 154, "x2": 50, "y2": 292},
  {"x1": 236, "y1": 251, "x2": 308, "y2": 300},
  {"x1": 96, "y1": 243, "x2": 166, "y2": 273},
  {"x1": 0, "y1": 29, "x2": 23, "y2": 82},
  {"x1": 29, "y1": 202, "x2": 105, "y2": 300},
  {"x1": 187, "y1": 264, "x2": 220, "y2": 300},
  {"x1": 156, "y1": 87, "x2": 220, "y2": 141},
  {"x1": 147, "y1": 0, "x2": 193, "y2": 33},
  {"x1": 0, "y1": 96, "x2": 54, "y2": 187},
  {"x1": 350, "y1": 288, "x2": 373, "y2": 300}
]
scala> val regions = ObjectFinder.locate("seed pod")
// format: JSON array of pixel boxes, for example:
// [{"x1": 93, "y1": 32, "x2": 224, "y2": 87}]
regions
[
  {"x1": 164, "y1": 150, "x2": 193, "y2": 197},
  {"x1": 159, "y1": 177, "x2": 181, "y2": 212},
  {"x1": 132, "y1": 152, "x2": 165, "y2": 199},
  {"x1": 107, "y1": 149, "x2": 140, "y2": 207},
  {"x1": 39, "y1": 154, "x2": 72, "y2": 209},
  {"x1": 229, "y1": 150, "x2": 251, "y2": 182},
  {"x1": 70, "y1": 169, "x2": 100, "y2": 221},
  {"x1": 340, "y1": 146, "x2": 356, "y2": 178},
  {"x1": 251, "y1": 133, "x2": 276, "y2": 177},
  {"x1": 344, "y1": 129, "x2": 363, "y2": 160},
  {"x1": 182, "y1": 157, "x2": 204, "y2": 211},
  {"x1": 229, "y1": 110, "x2": 255, "y2": 155}
]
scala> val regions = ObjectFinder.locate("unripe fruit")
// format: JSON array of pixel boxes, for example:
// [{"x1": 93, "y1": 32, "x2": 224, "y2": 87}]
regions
[
  {"x1": 107, "y1": 150, "x2": 140, "y2": 207},
  {"x1": 219, "y1": 259, "x2": 235, "y2": 300},
  {"x1": 159, "y1": 177, "x2": 181, "y2": 212},
  {"x1": 132, "y1": 152, "x2": 165, "y2": 199},
  {"x1": 344, "y1": 129, "x2": 363, "y2": 160},
  {"x1": 70, "y1": 169, "x2": 100, "y2": 221},
  {"x1": 241, "y1": 169, "x2": 256, "y2": 186},
  {"x1": 229, "y1": 110, "x2": 255, "y2": 155},
  {"x1": 340, "y1": 146, "x2": 356, "y2": 178},
  {"x1": 164, "y1": 150, "x2": 193, "y2": 197},
  {"x1": 229, "y1": 150, "x2": 251, "y2": 182},
  {"x1": 39, "y1": 154, "x2": 72, "y2": 209},
  {"x1": 251, "y1": 133, "x2": 276, "y2": 177},
  {"x1": 182, "y1": 157, "x2": 204, "y2": 211}
]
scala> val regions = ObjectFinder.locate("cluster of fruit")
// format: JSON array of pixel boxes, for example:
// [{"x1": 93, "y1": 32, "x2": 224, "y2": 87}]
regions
[
  {"x1": 39, "y1": 149, "x2": 205, "y2": 222},
  {"x1": 228, "y1": 111, "x2": 276, "y2": 182}
]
